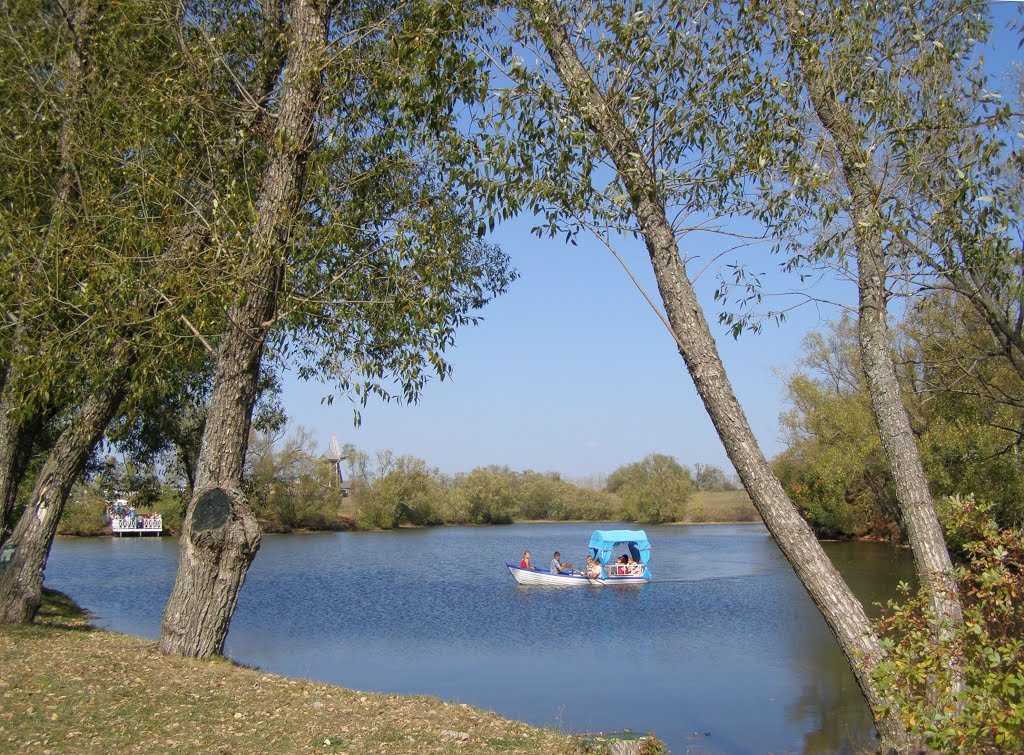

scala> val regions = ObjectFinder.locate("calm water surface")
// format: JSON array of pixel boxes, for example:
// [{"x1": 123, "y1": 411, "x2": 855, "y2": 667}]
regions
[{"x1": 46, "y1": 523, "x2": 914, "y2": 754}]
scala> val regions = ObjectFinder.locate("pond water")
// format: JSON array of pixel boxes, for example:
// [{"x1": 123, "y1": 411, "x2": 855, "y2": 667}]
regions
[{"x1": 45, "y1": 523, "x2": 914, "y2": 754}]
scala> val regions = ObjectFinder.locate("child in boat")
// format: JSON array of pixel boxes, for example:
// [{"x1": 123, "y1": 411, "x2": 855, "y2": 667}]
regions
[
  {"x1": 627, "y1": 556, "x2": 643, "y2": 575},
  {"x1": 520, "y1": 550, "x2": 532, "y2": 569},
  {"x1": 586, "y1": 556, "x2": 605, "y2": 579}
]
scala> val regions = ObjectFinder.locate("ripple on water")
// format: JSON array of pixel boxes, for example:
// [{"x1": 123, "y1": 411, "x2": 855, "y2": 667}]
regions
[{"x1": 47, "y1": 523, "x2": 912, "y2": 754}]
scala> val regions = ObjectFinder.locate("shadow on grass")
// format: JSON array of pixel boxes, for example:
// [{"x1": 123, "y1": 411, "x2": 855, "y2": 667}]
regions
[{"x1": 36, "y1": 587, "x2": 96, "y2": 632}]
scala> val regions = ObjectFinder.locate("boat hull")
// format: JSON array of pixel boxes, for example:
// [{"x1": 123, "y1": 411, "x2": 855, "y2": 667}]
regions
[
  {"x1": 602, "y1": 573, "x2": 649, "y2": 585},
  {"x1": 504, "y1": 564, "x2": 649, "y2": 586},
  {"x1": 505, "y1": 563, "x2": 603, "y2": 586}
]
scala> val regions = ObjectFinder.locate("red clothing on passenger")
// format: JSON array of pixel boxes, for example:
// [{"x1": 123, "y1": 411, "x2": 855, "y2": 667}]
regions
[{"x1": 520, "y1": 558, "x2": 530, "y2": 568}]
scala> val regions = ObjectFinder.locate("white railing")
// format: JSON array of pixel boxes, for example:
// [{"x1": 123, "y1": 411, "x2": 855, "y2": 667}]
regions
[
  {"x1": 606, "y1": 564, "x2": 644, "y2": 577},
  {"x1": 111, "y1": 515, "x2": 163, "y2": 534}
]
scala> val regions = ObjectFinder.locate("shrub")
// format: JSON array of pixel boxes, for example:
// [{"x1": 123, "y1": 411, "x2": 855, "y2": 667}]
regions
[
  {"x1": 150, "y1": 488, "x2": 184, "y2": 534},
  {"x1": 357, "y1": 464, "x2": 442, "y2": 530},
  {"x1": 607, "y1": 454, "x2": 693, "y2": 523},
  {"x1": 456, "y1": 467, "x2": 516, "y2": 524},
  {"x1": 871, "y1": 495, "x2": 1024, "y2": 752},
  {"x1": 58, "y1": 497, "x2": 108, "y2": 536}
]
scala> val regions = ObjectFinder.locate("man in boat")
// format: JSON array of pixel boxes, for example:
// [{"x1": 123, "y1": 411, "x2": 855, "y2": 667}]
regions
[{"x1": 549, "y1": 551, "x2": 574, "y2": 574}]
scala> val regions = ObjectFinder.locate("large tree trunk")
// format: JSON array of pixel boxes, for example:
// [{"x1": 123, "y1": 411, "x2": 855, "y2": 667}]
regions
[
  {"x1": 523, "y1": 4, "x2": 914, "y2": 749},
  {"x1": 781, "y1": 0, "x2": 964, "y2": 686},
  {"x1": 0, "y1": 372, "x2": 129, "y2": 623},
  {"x1": 158, "y1": 0, "x2": 331, "y2": 658}
]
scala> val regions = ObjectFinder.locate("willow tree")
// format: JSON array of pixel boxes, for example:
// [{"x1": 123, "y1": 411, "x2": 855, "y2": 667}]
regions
[
  {"x1": 0, "y1": 0, "x2": 241, "y2": 622},
  {"x1": 685, "y1": 0, "x2": 1019, "y2": 715},
  {"x1": 745, "y1": 0, "x2": 1021, "y2": 696},
  {"x1": 0, "y1": 0, "x2": 95, "y2": 542},
  {"x1": 158, "y1": 0, "x2": 514, "y2": 656},
  {"x1": 415, "y1": 0, "x2": 914, "y2": 745},
  {"x1": 770, "y1": 0, "x2": 969, "y2": 684}
]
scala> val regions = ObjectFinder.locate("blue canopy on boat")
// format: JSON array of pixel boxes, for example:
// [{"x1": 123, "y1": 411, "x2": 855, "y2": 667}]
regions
[{"x1": 588, "y1": 530, "x2": 652, "y2": 575}]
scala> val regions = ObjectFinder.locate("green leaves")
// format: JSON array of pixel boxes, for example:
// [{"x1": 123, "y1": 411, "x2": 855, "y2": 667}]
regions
[
  {"x1": 777, "y1": 299, "x2": 1024, "y2": 539},
  {"x1": 872, "y1": 495, "x2": 1024, "y2": 752},
  {"x1": 606, "y1": 453, "x2": 695, "y2": 523}
]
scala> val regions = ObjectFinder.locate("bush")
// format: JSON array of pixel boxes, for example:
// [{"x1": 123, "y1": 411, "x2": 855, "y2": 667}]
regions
[
  {"x1": 357, "y1": 463, "x2": 442, "y2": 530},
  {"x1": 150, "y1": 488, "x2": 184, "y2": 534},
  {"x1": 58, "y1": 496, "x2": 108, "y2": 536},
  {"x1": 456, "y1": 467, "x2": 516, "y2": 524},
  {"x1": 871, "y1": 495, "x2": 1024, "y2": 752},
  {"x1": 607, "y1": 454, "x2": 693, "y2": 523}
]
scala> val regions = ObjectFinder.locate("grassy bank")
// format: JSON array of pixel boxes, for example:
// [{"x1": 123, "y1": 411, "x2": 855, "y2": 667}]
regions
[
  {"x1": 685, "y1": 490, "x2": 760, "y2": 523},
  {"x1": 0, "y1": 592, "x2": 658, "y2": 754}
]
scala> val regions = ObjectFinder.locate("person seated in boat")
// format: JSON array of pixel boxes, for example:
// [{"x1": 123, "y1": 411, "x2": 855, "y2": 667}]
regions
[
  {"x1": 520, "y1": 550, "x2": 532, "y2": 569},
  {"x1": 585, "y1": 556, "x2": 605, "y2": 580},
  {"x1": 549, "y1": 551, "x2": 574, "y2": 574},
  {"x1": 613, "y1": 554, "x2": 629, "y2": 575},
  {"x1": 627, "y1": 556, "x2": 643, "y2": 575}
]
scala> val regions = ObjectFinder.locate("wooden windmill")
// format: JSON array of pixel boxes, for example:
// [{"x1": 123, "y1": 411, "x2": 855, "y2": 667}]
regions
[{"x1": 320, "y1": 434, "x2": 350, "y2": 495}]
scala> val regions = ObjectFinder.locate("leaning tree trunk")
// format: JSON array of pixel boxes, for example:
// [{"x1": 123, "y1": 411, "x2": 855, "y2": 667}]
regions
[
  {"x1": 782, "y1": 0, "x2": 964, "y2": 689},
  {"x1": 524, "y1": 4, "x2": 914, "y2": 748},
  {"x1": 158, "y1": 0, "x2": 331, "y2": 658},
  {"x1": 0, "y1": 371, "x2": 129, "y2": 623}
]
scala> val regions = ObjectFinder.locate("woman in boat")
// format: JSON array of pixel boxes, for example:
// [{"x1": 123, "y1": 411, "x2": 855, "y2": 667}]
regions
[
  {"x1": 586, "y1": 556, "x2": 604, "y2": 580},
  {"x1": 614, "y1": 554, "x2": 629, "y2": 575},
  {"x1": 627, "y1": 556, "x2": 643, "y2": 575},
  {"x1": 520, "y1": 550, "x2": 532, "y2": 569}
]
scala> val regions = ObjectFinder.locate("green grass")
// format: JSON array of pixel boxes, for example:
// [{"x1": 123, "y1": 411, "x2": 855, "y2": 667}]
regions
[{"x1": 686, "y1": 490, "x2": 761, "y2": 523}]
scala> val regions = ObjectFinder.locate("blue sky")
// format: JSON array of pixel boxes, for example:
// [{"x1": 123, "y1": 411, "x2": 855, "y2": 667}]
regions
[
  {"x1": 282, "y1": 215, "x2": 833, "y2": 480},
  {"x1": 281, "y1": 5, "x2": 1022, "y2": 481}
]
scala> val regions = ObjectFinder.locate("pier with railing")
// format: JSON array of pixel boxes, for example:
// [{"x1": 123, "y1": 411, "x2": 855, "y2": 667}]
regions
[{"x1": 111, "y1": 514, "x2": 163, "y2": 536}]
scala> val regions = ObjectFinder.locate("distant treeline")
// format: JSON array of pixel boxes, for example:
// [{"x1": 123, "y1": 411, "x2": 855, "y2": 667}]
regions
[
  {"x1": 58, "y1": 428, "x2": 753, "y2": 534},
  {"x1": 346, "y1": 448, "x2": 742, "y2": 529}
]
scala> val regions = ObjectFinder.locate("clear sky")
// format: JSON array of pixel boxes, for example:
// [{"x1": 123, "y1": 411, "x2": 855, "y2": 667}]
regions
[
  {"x1": 281, "y1": 215, "x2": 834, "y2": 480},
  {"x1": 280, "y1": 5, "x2": 1022, "y2": 482}
]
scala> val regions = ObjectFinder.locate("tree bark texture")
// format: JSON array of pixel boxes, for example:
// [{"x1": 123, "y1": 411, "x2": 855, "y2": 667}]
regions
[
  {"x1": 158, "y1": 0, "x2": 331, "y2": 658},
  {"x1": 0, "y1": 371, "x2": 129, "y2": 623},
  {"x1": 0, "y1": 339, "x2": 34, "y2": 545},
  {"x1": 782, "y1": 0, "x2": 964, "y2": 669},
  {"x1": 0, "y1": 402, "x2": 43, "y2": 546},
  {"x1": 524, "y1": 4, "x2": 914, "y2": 749}
]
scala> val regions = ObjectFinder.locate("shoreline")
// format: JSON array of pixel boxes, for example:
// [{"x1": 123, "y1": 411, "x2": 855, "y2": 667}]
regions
[
  {"x1": 60, "y1": 517, "x2": 766, "y2": 539},
  {"x1": 59, "y1": 518, "x2": 907, "y2": 548},
  {"x1": 1, "y1": 591, "x2": 659, "y2": 754}
]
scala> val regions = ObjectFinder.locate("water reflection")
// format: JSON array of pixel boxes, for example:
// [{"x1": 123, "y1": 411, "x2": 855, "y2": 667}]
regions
[
  {"x1": 45, "y1": 524, "x2": 913, "y2": 754},
  {"x1": 783, "y1": 542, "x2": 918, "y2": 754}
]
